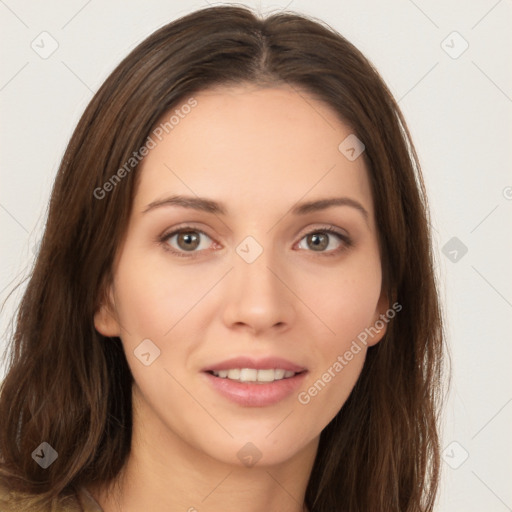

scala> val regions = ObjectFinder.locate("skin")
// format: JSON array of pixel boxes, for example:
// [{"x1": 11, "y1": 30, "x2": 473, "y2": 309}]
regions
[{"x1": 91, "y1": 83, "x2": 388, "y2": 512}]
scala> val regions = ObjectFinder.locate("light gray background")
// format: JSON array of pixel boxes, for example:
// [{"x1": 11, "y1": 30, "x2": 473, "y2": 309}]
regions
[{"x1": 1, "y1": 0, "x2": 511, "y2": 510}]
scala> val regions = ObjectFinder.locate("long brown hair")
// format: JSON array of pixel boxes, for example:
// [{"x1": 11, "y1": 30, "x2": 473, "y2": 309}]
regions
[{"x1": 0, "y1": 5, "x2": 447, "y2": 511}]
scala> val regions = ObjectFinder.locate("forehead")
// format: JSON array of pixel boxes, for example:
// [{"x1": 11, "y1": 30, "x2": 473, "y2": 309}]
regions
[{"x1": 135, "y1": 84, "x2": 373, "y2": 217}]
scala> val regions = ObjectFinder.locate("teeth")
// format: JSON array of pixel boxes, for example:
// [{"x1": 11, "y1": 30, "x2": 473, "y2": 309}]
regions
[
  {"x1": 274, "y1": 369, "x2": 285, "y2": 379},
  {"x1": 240, "y1": 368, "x2": 258, "y2": 382},
  {"x1": 211, "y1": 368, "x2": 298, "y2": 383},
  {"x1": 227, "y1": 369, "x2": 240, "y2": 380},
  {"x1": 255, "y1": 369, "x2": 275, "y2": 382}
]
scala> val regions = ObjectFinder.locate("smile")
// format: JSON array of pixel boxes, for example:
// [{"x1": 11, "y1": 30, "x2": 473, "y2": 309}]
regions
[{"x1": 202, "y1": 356, "x2": 308, "y2": 407}]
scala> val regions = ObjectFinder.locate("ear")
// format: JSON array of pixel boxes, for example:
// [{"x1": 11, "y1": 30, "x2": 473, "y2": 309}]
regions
[
  {"x1": 94, "y1": 286, "x2": 122, "y2": 337},
  {"x1": 366, "y1": 288, "x2": 390, "y2": 347}
]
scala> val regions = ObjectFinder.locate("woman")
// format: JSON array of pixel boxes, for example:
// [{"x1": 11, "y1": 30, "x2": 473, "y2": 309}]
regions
[{"x1": 0, "y1": 5, "x2": 446, "y2": 511}]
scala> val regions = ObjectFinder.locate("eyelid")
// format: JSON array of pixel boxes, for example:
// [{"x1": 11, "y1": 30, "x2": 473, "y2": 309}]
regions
[{"x1": 295, "y1": 223, "x2": 349, "y2": 241}]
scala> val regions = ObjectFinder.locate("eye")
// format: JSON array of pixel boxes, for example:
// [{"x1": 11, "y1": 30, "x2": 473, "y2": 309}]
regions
[
  {"x1": 296, "y1": 227, "x2": 351, "y2": 254},
  {"x1": 160, "y1": 227, "x2": 215, "y2": 256},
  {"x1": 159, "y1": 225, "x2": 352, "y2": 258}
]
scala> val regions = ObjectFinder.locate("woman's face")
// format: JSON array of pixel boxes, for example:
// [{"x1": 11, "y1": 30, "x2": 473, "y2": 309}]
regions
[{"x1": 95, "y1": 83, "x2": 388, "y2": 467}]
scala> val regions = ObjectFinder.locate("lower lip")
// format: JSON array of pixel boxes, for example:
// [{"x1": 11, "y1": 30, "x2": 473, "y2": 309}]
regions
[{"x1": 203, "y1": 371, "x2": 307, "y2": 407}]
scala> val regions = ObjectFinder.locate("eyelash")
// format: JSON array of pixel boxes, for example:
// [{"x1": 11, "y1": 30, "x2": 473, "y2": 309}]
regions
[{"x1": 158, "y1": 224, "x2": 353, "y2": 259}]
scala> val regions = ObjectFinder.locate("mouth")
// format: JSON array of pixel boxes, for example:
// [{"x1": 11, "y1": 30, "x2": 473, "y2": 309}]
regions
[{"x1": 202, "y1": 357, "x2": 308, "y2": 407}]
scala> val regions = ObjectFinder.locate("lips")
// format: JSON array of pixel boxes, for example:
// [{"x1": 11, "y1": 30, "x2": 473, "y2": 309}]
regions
[{"x1": 202, "y1": 356, "x2": 308, "y2": 407}]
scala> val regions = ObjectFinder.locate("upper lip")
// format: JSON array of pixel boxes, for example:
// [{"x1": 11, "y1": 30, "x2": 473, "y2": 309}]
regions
[{"x1": 203, "y1": 356, "x2": 307, "y2": 373}]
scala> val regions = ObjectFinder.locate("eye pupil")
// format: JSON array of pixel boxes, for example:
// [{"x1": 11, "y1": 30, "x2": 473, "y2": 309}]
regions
[
  {"x1": 308, "y1": 233, "x2": 328, "y2": 251},
  {"x1": 177, "y1": 231, "x2": 200, "y2": 251}
]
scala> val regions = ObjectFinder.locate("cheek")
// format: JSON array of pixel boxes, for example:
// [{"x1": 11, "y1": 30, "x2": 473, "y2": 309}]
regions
[
  {"x1": 301, "y1": 251, "x2": 383, "y2": 346},
  {"x1": 110, "y1": 252, "x2": 205, "y2": 406},
  {"x1": 112, "y1": 250, "x2": 214, "y2": 340},
  {"x1": 293, "y1": 252, "x2": 382, "y2": 418}
]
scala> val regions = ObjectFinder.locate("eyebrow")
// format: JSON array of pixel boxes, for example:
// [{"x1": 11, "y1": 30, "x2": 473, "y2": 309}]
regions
[{"x1": 143, "y1": 195, "x2": 369, "y2": 222}]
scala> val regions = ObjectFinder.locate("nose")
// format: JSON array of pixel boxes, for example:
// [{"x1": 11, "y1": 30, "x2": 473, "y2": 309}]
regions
[{"x1": 221, "y1": 246, "x2": 296, "y2": 336}]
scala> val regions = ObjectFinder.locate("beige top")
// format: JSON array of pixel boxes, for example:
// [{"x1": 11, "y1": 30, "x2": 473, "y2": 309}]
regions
[{"x1": 0, "y1": 482, "x2": 104, "y2": 512}]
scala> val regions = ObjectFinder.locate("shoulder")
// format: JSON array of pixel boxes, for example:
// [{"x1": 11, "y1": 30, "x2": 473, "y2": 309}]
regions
[{"x1": 0, "y1": 479, "x2": 101, "y2": 512}]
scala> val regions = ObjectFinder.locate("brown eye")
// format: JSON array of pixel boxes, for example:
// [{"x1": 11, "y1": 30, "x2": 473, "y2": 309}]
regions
[
  {"x1": 162, "y1": 228, "x2": 214, "y2": 255},
  {"x1": 176, "y1": 231, "x2": 201, "y2": 251},
  {"x1": 306, "y1": 233, "x2": 329, "y2": 251},
  {"x1": 297, "y1": 228, "x2": 349, "y2": 254}
]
